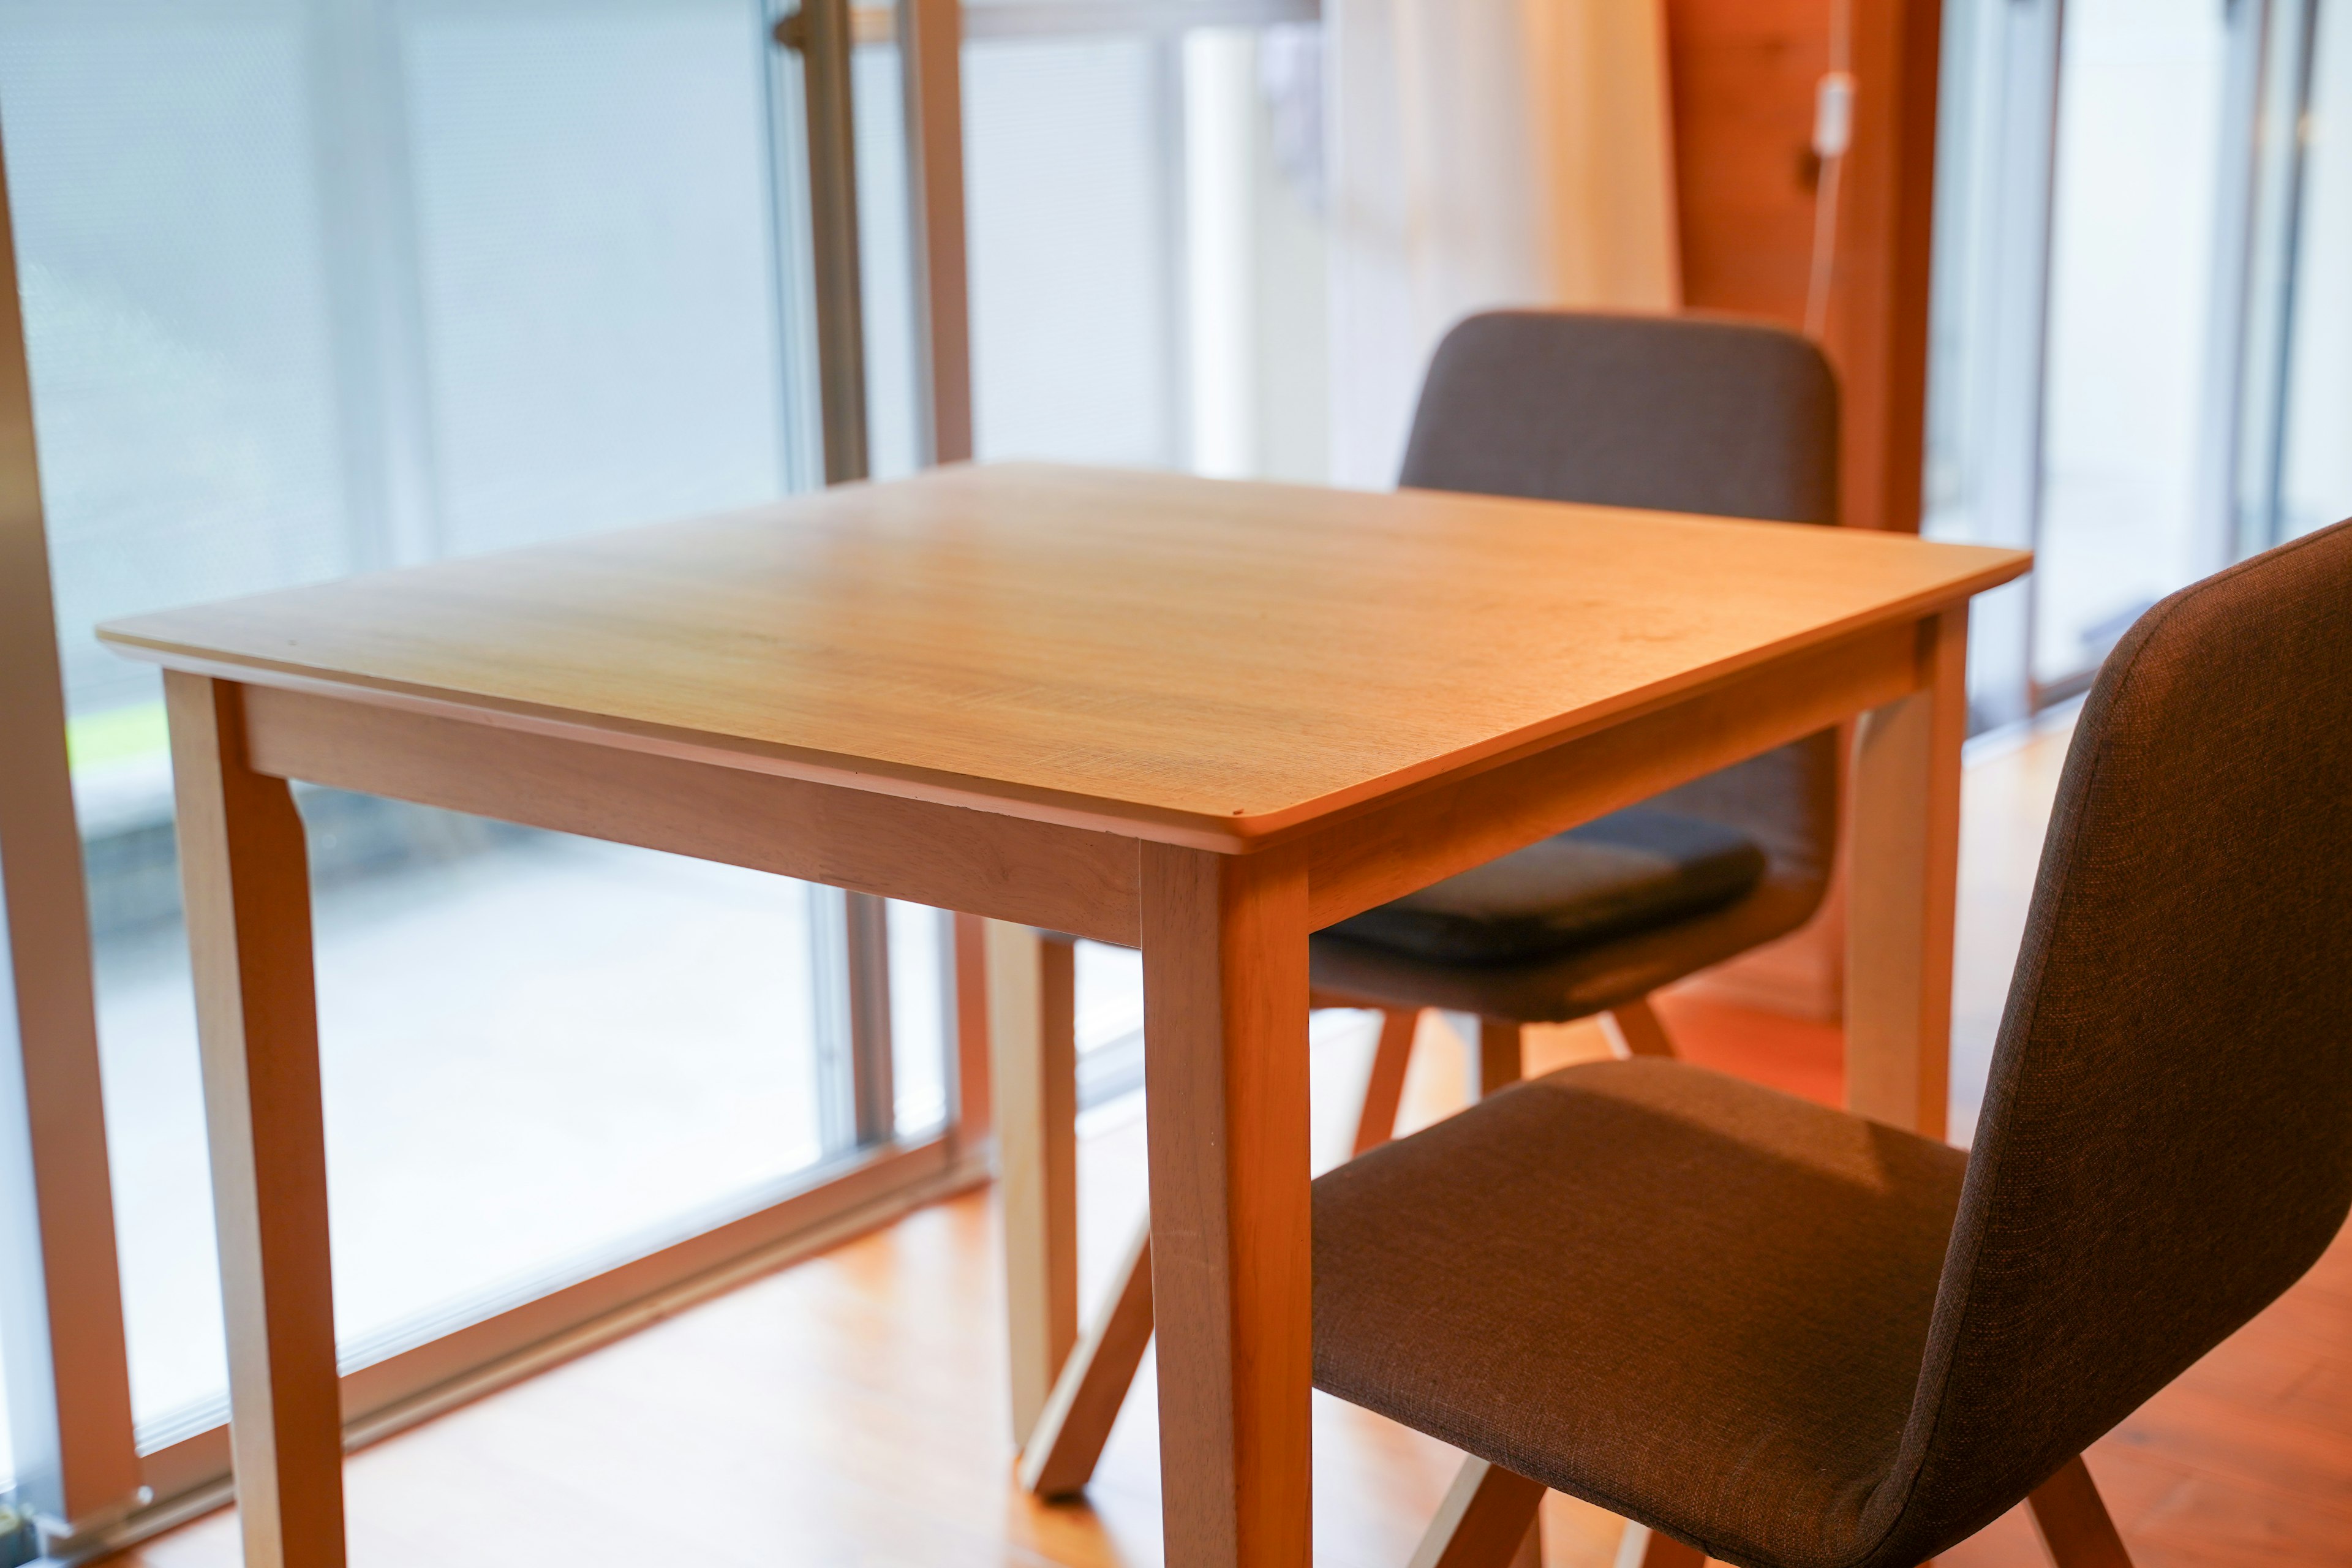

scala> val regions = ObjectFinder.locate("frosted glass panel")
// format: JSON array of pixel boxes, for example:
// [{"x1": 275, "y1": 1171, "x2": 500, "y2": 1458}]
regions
[
  {"x1": 2035, "y1": 0, "x2": 2230, "y2": 680},
  {"x1": 98, "y1": 815, "x2": 826, "y2": 1433},
  {"x1": 0, "y1": 4, "x2": 354, "y2": 720},
  {"x1": 2280, "y1": 0, "x2": 2352, "y2": 540},
  {"x1": 964, "y1": 36, "x2": 1183, "y2": 465},
  {"x1": 0, "y1": 0, "x2": 860, "y2": 1449},
  {"x1": 960, "y1": 27, "x2": 1327, "y2": 480},
  {"x1": 854, "y1": 38, "x2": 922, "y2": 480},
  {"x1": 404, "y1": 1, "x2": 788, "y2": 554}
]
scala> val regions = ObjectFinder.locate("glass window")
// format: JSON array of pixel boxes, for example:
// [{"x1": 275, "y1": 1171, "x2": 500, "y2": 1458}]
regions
[
  {"x1": 2034, "y1": 0, "x2": 2233, "y2": 684},
  {"x1": 2277, "y1": 0, "x2": 2352, "y2": 539},
  {"x1": 962, "y1": 18, "x2": 1327, "y2": 479},
  {"x1": 99, "y1": 804, "x2": 832, "y2": 1439},
  {"x1": 853, "y1": 31, "x2": 922, "y2": 480},
  {"x1": 1, "y1": 0, "x2": 949, "y2": 1452},
  {"x1": 399, "y1": 2, "x2": 794, "y2": 556},
  {"x1": 965, "y1": 33, "x2": 1186, "y2": 466}
]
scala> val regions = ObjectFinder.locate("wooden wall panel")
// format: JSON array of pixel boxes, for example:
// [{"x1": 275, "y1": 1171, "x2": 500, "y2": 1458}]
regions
[
  {"x1": 1664, "y1": 0, "x2": 1945, "y2": 1022},
  {"x1": 1665, "y1": 0, "x2": 1944, "y2": 538},
  {"x1": 1665, "y1": 0, "x2": 1824, "y2": 328}
]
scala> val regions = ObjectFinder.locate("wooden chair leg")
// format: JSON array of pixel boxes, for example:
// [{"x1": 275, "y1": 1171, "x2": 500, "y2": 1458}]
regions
[
  {"x1": 989, "y1": 923, "x2": 1079, "y2": 1444},
  {"x1": 1602, "y1": 995, "x2": 1676, "y2": 1058},
  {"x1": 1512, "y1": 1516, "x2": 1543, "y2": 1568},
  {"x1": 1476, "y1": 1017, "x2": 1525, "y2": 1095},
  {"x1": 1019, "y1": 1216, "x2": 1155, "y2": 1496},
  {"x1": 1614, "y1": 1521, "x2": 1706, "y2": 1568},
  {"x1": 1352, "y1": 1006, "x2": 1420, "y2": 1155},
  {"x1": 2026, "y1": 1455, "x2": 2135, "y2": 1567},
  {"x1": 1028, "y1": 995, "x2": 1434, "y2": 1490},
  {"x1": 1409, "y1": 1456, "x2": 1547, "y2": 1568}
]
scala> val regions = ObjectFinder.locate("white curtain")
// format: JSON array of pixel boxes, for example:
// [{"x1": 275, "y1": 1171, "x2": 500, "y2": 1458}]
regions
[{"x1": 1326, "y1": 0, "x2": 1683, "y2": 486}]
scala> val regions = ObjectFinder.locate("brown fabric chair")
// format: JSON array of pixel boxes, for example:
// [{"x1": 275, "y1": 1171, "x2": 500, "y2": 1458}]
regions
[
  {"x1": 1313, "y1": 517, "x2": 2352, "y2": 1568},
  {"x1": 1311, "y1": 310, "x2": 1844, "y2": 1152}
]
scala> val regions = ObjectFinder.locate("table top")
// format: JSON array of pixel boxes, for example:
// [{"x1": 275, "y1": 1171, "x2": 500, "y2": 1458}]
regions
[{"x1": 101, "y1": 463, "x2": 2029, "y2": 846}]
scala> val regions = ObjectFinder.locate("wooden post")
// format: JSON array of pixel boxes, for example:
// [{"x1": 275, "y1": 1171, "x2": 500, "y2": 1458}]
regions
[
  {"x1": 989, "y1": 921, "x2": 1077, "y2": 1442},
  {"x1": 1664, "y1": 0, "x2": 1948, "y2": 1023},
  {"x1": 2026, "y1": 1455, "x2": 2136, "y2": 1568},
  {"x1": 950, "y1": 912, "x2": 993, "y2": 1149},
  {"x1": 1019, "y1": 1216, "x2": 1155, "y2": 1497},
  {"x1": 1142, "y1": 842, "x2": 1313, "y2": 1568},
  {"x1": 1351, "y1": 1007, "x2": 1419, "y2": 1155},
  {"x1": 1407, "y1": 1458, "x2": 1547, "y2": 1568},
  {"x1": 1476, "y1": 1018, "x2": 1526, "y2": 1095},
  {"x1": 166, "y1": 672, "x2": 345, "y2": 1568},
  {"x1": 1845, "y1": 608, "x2": 1968, "y2": 1138}
]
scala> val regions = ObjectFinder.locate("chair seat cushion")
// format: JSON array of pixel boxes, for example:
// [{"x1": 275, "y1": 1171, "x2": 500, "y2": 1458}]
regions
[
  {"x1": 1324, "y1": 808, "x2": 1768, "y2": 967},
  {"x1": 1313, "y1": 1058, "x2": 1967, "y2": 1568}
]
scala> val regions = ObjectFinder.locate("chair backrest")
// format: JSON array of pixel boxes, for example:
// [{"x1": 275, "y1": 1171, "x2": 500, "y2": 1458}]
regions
[
  {"x1": 1400, "y1": 310, "x2": 1841, "y2": 524},
  {"x1": 1865, "y1": 518, "x2": 2352, "y2": 1567},
  {"x1": 1398, "y1": 309, "x2": 1844, "y2": 888}
]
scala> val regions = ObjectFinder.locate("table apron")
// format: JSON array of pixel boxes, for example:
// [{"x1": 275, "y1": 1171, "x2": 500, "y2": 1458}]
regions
[
  {"x1": 233, "y1": 612, "x2": 1926, "y2": 949},
  {"x1": 1300, "y1": 616, "x2": 1928, "y2": 930},
  {"x1": 236, "y1": 683, "x2": 1144, "y2": 946}
]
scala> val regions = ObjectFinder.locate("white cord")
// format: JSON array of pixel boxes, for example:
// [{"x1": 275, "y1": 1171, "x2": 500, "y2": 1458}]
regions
[{"x1": 1804, "y1": 0, "x2": 1858, "y2": 339}]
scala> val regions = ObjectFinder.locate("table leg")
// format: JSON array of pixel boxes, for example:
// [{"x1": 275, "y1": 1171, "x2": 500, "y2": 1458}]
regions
[
  {"x1": 1020, "y1": 1215, "x2": 1155, "y2": 1497},
  {"x1": 987, "y1": 920, "x2": 1079, "y2": 1442},
  {"x1": 1141, "y1": 842, "x2": 1313, "y2": 1568},
  {"x1": 165, "y1": 673, "x2": 346, "y2": 1568},
  {"x1": 1847, "y1": 608, "x2": 1969, "y2": 1140}
]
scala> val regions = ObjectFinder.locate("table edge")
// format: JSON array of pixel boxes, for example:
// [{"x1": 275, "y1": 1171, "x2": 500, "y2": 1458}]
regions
[{"x1": 98, "y1": 552, "x2": 2026, "y2": 853}]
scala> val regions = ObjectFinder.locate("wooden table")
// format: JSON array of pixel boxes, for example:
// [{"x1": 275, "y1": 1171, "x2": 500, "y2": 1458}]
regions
[{"x1": 100, "y1": 463, "x2": 2027, "y2": 1568}]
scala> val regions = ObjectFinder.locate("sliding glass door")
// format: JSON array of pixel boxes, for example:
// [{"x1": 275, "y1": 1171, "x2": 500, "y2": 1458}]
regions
[
  {"x1": 2241, "y1": 0, "x2": 2352, "y2": 550},
  {"x1": 0, "y1": 0, "x2": 966, "y2": 1543},
  {"x1": 956, "y1": 0, "x2": 1323, "y2": 481},
  {"x1": 0, "y1": 0, "x2": 1335, "y2": 1548},
  {"x1": 2033, "y1": 0, "x2": 2238, "y2": 687},
  {"x1": 1929, "y1": 0, "x2": 2352, "y2": 723}
]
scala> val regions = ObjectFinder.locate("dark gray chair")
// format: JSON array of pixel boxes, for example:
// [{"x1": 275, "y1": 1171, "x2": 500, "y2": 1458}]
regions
[
  {"x1": 1313, "y1": 518, "x2": 2352, "y2": 1568},
  {"x1": 1010, "y1": 311, "x2": 1852, "y2": 1501},
  {"x1": 1313, "y1": 310, "x2": 1844, "y2": 1152}
]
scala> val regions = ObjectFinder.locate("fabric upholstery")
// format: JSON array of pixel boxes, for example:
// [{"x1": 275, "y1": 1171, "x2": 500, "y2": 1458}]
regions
[
  {"x1": 1313, "y1": 710, "x2": 1839, "y2": 1022},
  {"x1": 1325, "y1": 808, "x2": 1766, "y2": 967},
  {"x1": 1313, "y1": 517, "x2": 2352, "y2": 1567},
  {"x1": 1396, "y1": 311, "x2": 1841, "y2": 523},
  {"x1": 1314, "y1": 1060, "x2": 1967, "y2": 1568},
  {"x1": 1310, "y1": 311, "x2": 1842, "y2": 1021},
  {"x1": 1867, "y1": 514, "x2": 2352, "y2": 1564}
]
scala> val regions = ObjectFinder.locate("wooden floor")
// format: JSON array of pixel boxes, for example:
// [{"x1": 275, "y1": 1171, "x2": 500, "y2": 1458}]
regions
[{"x1": 121, "y1": 717, "x2": 2352, "y2": 1567}]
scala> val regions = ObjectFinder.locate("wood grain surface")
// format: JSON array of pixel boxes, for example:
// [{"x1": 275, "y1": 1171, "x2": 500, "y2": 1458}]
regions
[
  {"x1": 99, "y1": 464, "x2": 2026, "y2": 849},
  {"x1": 165, "y1": 675, "x2": 347, "y2": 1568}
]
